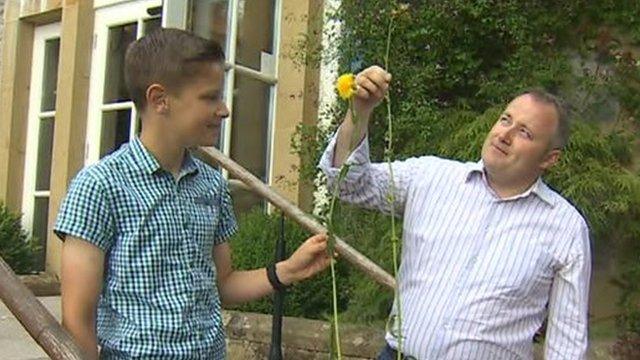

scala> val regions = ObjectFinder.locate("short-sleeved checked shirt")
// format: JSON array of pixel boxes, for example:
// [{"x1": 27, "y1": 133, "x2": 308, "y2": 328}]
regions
[{"x1": 55, "y1": 137, "x2": 237, "y2": 359}]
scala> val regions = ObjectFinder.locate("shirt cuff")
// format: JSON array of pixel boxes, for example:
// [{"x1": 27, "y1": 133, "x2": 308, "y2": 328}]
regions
[{"x1": 318, "y1": 128, "x2": 371, "y2": 182}]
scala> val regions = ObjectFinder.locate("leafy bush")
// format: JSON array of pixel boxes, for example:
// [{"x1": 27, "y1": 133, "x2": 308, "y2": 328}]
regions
[{"x1": 0, "y1": 202, "x2": 41, "y2": 274}]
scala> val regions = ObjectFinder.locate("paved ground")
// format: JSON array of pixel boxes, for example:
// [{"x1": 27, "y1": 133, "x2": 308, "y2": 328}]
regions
[{"x1": 0, "y1": 296, "x2": 59, "y2": 360}]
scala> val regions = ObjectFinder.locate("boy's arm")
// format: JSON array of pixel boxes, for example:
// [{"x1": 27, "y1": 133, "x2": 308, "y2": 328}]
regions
[
  {"x1": 213, "y1": 234, "x2": 330, "y2": 306},
  {"x1": 61, "y1": 236, "x2": 104, "y2": 360}
]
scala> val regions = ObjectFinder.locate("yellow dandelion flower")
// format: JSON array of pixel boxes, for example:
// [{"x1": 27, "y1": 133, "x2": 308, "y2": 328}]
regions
[{"x1": 335, "y1": 73, "x2": 357, "y2": 100}]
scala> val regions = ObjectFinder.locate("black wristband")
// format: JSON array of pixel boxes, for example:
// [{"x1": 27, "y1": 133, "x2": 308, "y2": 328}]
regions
[{"x1": 267, "y1": 263, "x2": 290, "y2": 292}]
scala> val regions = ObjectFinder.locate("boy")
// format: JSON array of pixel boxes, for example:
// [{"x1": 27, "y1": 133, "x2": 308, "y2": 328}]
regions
[{"x1": 55, "y1": 28, "x2": 330, "y2": 359}]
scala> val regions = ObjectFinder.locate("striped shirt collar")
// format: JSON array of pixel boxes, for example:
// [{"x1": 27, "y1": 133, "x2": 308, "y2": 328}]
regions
[
  {"x1": 129, "y1": 137, "x2": 199, "y2": 177},
  {"x1": 464, "y1": 160, "x2": 556, "y2": 207}
]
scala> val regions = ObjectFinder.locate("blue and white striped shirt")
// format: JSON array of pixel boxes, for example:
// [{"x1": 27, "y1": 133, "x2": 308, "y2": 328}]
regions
[
  {"x1": 55, "y1": 138, "x2": 237, "y2": 359},
  {"x1": 319, "y1": 134, "x2": 591, "y2": 359}
]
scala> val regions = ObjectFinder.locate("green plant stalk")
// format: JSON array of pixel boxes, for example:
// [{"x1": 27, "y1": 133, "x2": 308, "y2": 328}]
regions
[
  {"x1": 383, "y1": 13, "x2": 403, "y2": 359},
  {"x1": 329, "y1": 257, "x2": 341, "y2": 358},
  {"x1": 325, "y1": 96, "x2": 361, "y2": 358},
  {"x1": 326, "y1": 162, "x2": 351, "y2": 359}
]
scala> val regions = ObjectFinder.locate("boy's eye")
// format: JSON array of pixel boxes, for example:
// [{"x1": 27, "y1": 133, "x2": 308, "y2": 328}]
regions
[
  {"x1": 203, "y1": 94, "x2": 221, "y2": 101},
  {"x1": 499, "y1": 116, "x2": 510, "y2": 125}
]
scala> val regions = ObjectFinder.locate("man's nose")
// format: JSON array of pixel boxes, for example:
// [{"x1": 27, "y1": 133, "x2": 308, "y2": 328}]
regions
[{"x1": 498, "y1": 127, "x2": 515, "y2": 145}]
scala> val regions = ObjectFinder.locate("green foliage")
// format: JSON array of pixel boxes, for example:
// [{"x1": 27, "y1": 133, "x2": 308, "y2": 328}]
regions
[
  {"x1": 331, "y1": 204, "x2": 398, "y2": 327},
  {"x1": 0, "y1": 202, "x2": 41, "y2": 274}
]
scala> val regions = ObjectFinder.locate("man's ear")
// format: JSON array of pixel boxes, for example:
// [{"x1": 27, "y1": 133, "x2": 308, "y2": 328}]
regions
[
  {"x1": 540, "y1": 148, "x2": 561, "y2": 171},
  {"x1": 146, "y1": 84, "x2": 169, "y2": 114}
]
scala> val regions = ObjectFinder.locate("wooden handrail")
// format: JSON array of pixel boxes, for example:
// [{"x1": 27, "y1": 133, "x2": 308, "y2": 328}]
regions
[
  {"x1": 194, "y1": 146, "x2": 396, "y2": 290},
  {"x1": 0, "y1": 257, "x2": 86, "y2": 359}
]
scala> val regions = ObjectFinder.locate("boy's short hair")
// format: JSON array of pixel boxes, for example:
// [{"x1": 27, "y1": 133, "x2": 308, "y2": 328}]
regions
[{"x1": 124, "y1": 28, "x2": 225, "y2": 112}]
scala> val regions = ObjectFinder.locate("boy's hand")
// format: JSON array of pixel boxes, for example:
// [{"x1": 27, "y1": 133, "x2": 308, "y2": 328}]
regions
[{"x1": 276, "y1": 234, "x2": 331, "y2": 285}]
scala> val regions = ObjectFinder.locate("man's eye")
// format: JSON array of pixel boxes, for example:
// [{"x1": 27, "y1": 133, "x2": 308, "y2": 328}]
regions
[{"x1": 519, "y1": 128, "x2": 533, "y2": 139}]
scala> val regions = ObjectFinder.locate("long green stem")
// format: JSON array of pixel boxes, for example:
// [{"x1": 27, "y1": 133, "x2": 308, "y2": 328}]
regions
[
  {"x1": 329, "y1": 257, "x2": 341, "y2": 358},
  {"x1": 326, "y1": 163, "x2": 348, "y2": 359},
  {"x1": 383, "y1": 13, "x2": 403, "y2": 359}
]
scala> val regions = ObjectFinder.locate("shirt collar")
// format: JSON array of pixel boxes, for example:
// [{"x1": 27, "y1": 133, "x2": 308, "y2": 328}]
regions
[
  {"x1": 464, "y1": 160, "x2": 556, "y2": 207},
  {"x1": 129, "y1": 137, "x2": 199, "y2": 177}
]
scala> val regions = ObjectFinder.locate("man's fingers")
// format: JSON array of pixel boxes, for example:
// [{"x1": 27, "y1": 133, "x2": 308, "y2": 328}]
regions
[
  {"x1": 367, "y1": 70, "x2": 391, "y2": 89},
  {"x1": 357, "y1": 76, "x2": 379, "y2": 97}
]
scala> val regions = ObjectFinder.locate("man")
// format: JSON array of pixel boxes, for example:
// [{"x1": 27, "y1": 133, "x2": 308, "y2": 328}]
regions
[{"x1": 319, "y1": 65, "x2": 590, "y2": 359}]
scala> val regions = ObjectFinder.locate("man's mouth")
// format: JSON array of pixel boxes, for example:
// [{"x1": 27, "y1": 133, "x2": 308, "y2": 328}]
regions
[{"x1": 492, "y1": 143, "x2": 508, "y2": 155}]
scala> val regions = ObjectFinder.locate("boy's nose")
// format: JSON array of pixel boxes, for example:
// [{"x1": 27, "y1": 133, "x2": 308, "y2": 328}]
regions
[{"x1": 217, "y1": 103, "x2": 230, "y2": 118}]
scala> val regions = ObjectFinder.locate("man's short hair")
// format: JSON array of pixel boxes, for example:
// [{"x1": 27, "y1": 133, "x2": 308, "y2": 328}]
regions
[
  {"x1": 124, "y1": 28, "x2": 225, "y2": 111},
  {"x1": 517, "y1": 88, "x2": 570, "y2": 149}
]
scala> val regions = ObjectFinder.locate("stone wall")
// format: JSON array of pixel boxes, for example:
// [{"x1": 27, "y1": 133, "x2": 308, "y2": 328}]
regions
[
  {"x1": 223, "y1": 311, "x2": 384, "y2": 359},
  {"x1": 222, "y1": 310, "x2": 615, "y2": 360}
]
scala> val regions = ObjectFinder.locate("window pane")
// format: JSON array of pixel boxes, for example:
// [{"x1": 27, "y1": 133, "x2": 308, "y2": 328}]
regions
[
  {"x1": 103, "y1": 23, "x2": 138, "y2": 103},
  {"x1": 191, "y1": 0, "x2": 229, "y2": 51},
  {"x1": 41, "y1": 38, "x2": 60, "y2": 112},
  {"x1": 229, "y1": 73, "x2": 271, "y2": 212},
  {"x1": 236, "y1": 0, "x2": 275, "y2": 71},
  {"x1": 144, "y1": 17, "x2": 162, "y2": 35},
  {"x1": 32, "y1": 196, "x2": 49, "y2": 271},
  {"x1": 100, "y1": 110, "x2": 132, "y2": 157},
  {"x1": 35, "y1": 117, "x2": 55, "y2": 191}
]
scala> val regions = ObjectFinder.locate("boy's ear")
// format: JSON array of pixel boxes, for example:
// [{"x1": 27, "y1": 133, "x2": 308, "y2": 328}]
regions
[{"x1": 146, "y1": 84, "x2": 169, "y2": 114}]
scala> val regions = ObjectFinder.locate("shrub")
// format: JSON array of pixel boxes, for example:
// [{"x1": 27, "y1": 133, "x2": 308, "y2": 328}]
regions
[{"x1": 0, "y1": 202, "x2": 41, "y2": 274}]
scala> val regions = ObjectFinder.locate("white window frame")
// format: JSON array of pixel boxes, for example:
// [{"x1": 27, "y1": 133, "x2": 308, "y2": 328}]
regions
[
  {"x1": 85, "y1": 0, "x2": 162, "y2": 165},
  {"x1": 165, "y1": 0, "x2": 282, "y2": 186},
  {"x1": 21, "y1": 22, "x2": 61, "y2": 239}
]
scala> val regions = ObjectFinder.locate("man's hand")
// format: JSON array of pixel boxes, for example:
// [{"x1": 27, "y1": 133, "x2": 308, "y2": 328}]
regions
[
  {"x1": 277, "y1": 234, "x2": 331, "y2": 285},
  {"x1": 333, "y1": 66, "x2": 392, "y2": 167},
  {"x1": 353, "y1": 65, "x2": 392, "y2": 119}
]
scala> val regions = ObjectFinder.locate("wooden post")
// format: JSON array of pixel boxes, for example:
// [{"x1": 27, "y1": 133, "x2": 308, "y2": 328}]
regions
[
  {"x1": 0, "y1": 257, "x2": 86, "y2": 360},
  {"x1": 194, "y1": 147, "x2": 397, "y2": 290}
]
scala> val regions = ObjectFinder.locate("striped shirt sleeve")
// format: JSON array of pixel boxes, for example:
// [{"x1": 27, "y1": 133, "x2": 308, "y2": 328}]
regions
[
  {"x1": 318, "y1": 131, "x2": 425, "y2": 217},
  {"x1": 544, "y1": 218, "x2": 591, "y2": 359}
]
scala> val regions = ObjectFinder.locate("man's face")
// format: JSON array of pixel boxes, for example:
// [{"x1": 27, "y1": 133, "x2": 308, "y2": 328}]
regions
[
  {"x1": 481, "y1": 94, "x2": 561, "y2": 186},
  {"x1": 168, "y1": 62, "x2": 228, "y2": 148}
]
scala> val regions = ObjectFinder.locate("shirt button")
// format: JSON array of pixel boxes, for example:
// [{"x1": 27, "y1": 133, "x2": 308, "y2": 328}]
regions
[{"x1": 443, "y1": 323, "x2": 452, "y2": 330}]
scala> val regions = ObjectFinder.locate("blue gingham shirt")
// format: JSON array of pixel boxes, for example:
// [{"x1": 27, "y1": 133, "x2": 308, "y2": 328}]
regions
[
  {"x1": 320, "y1": 134, "x2": 591, "y2": 359},
  {"x1": 55, "y1": 137, "x2": 237, "y2": 359}
]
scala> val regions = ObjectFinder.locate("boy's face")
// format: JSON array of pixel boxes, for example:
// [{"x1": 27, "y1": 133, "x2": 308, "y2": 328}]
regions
[{"x1": 167, "y1": 62, "x2": 228, "y2": 147}]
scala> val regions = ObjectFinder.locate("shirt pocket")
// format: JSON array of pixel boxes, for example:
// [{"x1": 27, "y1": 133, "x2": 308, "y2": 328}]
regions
[
  {"x1": 470, "y1": 238, "x2": 552, "y2": 302},
  {"x1": 187, "y1": 190, "x2": 221, "y2": 251}
]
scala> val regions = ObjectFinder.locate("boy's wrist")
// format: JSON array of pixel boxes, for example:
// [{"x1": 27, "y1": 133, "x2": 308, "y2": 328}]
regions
[{"x1": 275, "y1": 260, "x2": 296, "y2": 286}]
